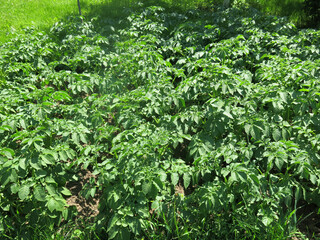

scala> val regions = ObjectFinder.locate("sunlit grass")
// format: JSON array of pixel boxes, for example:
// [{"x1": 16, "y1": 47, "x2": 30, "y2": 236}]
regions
[{"x1": 0, "y1": 0, "x2": 107, "y2": 44}]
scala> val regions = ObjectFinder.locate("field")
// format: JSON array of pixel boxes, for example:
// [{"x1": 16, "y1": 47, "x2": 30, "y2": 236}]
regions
[{"x1": 1, "y1": 1, "x2": 320, "y2": 239}]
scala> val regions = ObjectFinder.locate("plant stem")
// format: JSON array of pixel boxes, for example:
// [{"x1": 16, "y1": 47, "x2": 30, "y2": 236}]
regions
[{"x1": 77, "y1": 0, "x2": 83, "y2": 22}]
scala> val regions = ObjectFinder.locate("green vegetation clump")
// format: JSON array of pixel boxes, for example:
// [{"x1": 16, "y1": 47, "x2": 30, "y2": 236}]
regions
[{"x1": 1, "y1": 3, "x2": 320, "y2": 239}]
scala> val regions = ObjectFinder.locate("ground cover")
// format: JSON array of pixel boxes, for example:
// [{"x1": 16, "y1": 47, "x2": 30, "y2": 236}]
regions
[
  {"x1": 0, "y1": 0, "x2": 109, "y2": 44},
  {"x1": 0, "y1": 3, "x2": 320, "y2": 239}
]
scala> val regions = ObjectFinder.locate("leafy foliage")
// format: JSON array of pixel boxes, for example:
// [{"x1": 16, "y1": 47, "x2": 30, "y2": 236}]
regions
[{"x1": 0, "y1": 4, "x2": 320, "y2": 239}]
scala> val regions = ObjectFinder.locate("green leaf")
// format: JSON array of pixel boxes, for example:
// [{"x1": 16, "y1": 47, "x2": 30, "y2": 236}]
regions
[
  {"x1": 171, "y1": 173, "x2": 179, "y2": 186},
  {"x1": 272, "y1": 128, "x2": 281, "y2": 141},
  {"x1": 34, "y1": 142, "x2": 41, "y2": 151},
  {"x1": 47, "y1": 198, "x2": 65, "y2": 212},
  {"x1": 237, "y1": 171, "x2": 247, "y2": 182},
  {"x1": 37, "y1": 108, "x2": 44, "y2": 119},
  {"x1": 251, "y1": 125, "x2": 261, "y2": 140},
  {"x1": 41, "y1": 154, "x2": 54, "y2": 165},
  {"x1": 83, "y1": 146, "x2": 91, "y2": 156},
  {"x1": 45, "y1": 176, "x2": 57, "y2": 185},
  {"x1": 0, "y1": 125, "x2": 12, "y2": 133},
  {"x1": 262, "y1": 216, "x2": 273, "y2": 226},
  {"x1": 61, "y1": 187, "x2": 72, "y2": 196},
  {"x1": 46, "y1": 184, "x2": 57, "y2": 196},
  {"x1": 90, "y1": 187, "x2": 96, "y2": 198},
  {"x1": 281, "y1": 128, "x2": 289, "y2": 140},
  {"x1": 142, "y1": 181, "x2": 151, "y2": 195},
  {"x1": 59, "y1": 150, "x2": 68, "y2": 161},
  {"x1": 1, "y1": 170, "x2": 11, "y2": 186},
  {"x1": 108, "y1": 228, "x2": 118, "y2": 240},
  {"x1": 310, "y1": 174, "x2": 317, "y2": 185},
  {"x1": 272, "y1": 101, "x2": 284, "y2": 112},
  {"x1": 159, "y1": 171, "x2": 167, "y2": 182},
  {"x1": 35, "y1": 169, "x2": 47, "y2": 179},
  {"x1": 177, "y1": 58, "x2": 186, "y2": 65},
  {"x1": 10, "y1": 183, "x2": 20, "y2": 194},
  {"x1": 81, "y1": 183, "x2": 93, "y2": 199},
  {"x1": 19, "y1": 158, "x2": 26, "y2": 170},
  {"x1": 18, "y1": 185, "x2": 30, "y2": 200},
  {"x1": 223, "y1": 108, "x2": 233, "y2": 119},
  {"x1": 249, "y1": 174, "x2": 260, "y2": 185},
  {"x1": 221, "y1": 168, "x2": 230, "y2": 178},
  {"x1": 275, "y1": 157, "x2": 284, "y2": 170},
  {"x1": 244, "y1": 124, "x2": 251, "y2": 136},
  {"x1": 34, "y1": 186, "x2": 46, "y2": 201},
  {"x1": 56, "y1": 198, "x2": 66, "y2": 211},
  {"x1": 72, "y1": 133, "x2": 80, "y2": 144},
  {"x1": 151, "y1": 200, "x2": 159, "y2": 210},
  {"x1": 119, "y1": 227, "x2": 130, "y2": 240},
  {"x1": 137, "y1": 206, "x2": 149, "y2": 218},
  {"x1": 183, "y1": 173, "x2": 191, "y2": 189},
  {"x1": 47, "y1": 198, "x2": 56, "y2": 212},
  {"x1": 80, "y1": 133, "x2": 87, "y2": 144},
  {"x1": 299, "y1": 88, "x2": 309, "y2": 92},
  {"x1": 30, "y1": 156, "x2": 41, "y2": 170},
  {"x1": 52, "y1": 91, "x2": 71, "y2": 101},
  {"x1": 229, "y1": 171, "x2": 237, "y2": 183},
  {"x1": 107, "y1": 214, "x2": 120, "y2": 232},
  {"x1": 279, "y1": 92, "x2": 288, "y2": 103},
  {"x1": 0, "y1": 148, "x2": 14, "y2": 159},
  {"x1": 128, "y1": 218, "x2": 141, "y2": 235}
]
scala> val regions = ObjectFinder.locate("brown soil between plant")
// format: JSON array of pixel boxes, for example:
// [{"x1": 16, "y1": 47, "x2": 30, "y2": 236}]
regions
[{"x1": 65, "y1": 169, "x2": 100, "y2": 221}]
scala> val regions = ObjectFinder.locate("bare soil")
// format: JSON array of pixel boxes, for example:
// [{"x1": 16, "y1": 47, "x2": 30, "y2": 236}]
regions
[{"x1": 65, "y1": 169, "x2": 100, "y2": 221}]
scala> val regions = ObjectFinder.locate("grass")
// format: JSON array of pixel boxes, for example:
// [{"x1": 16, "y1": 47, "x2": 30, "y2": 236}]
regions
[
  {"x1": 0, "y1": 0, "x2": 157, "y2": 44},
  {"x1": 246, "y1": 0, "x2": 307, "y2": 27},
  {"x1": 0, "y1": 0, "x2": 108, "y2": 44}
]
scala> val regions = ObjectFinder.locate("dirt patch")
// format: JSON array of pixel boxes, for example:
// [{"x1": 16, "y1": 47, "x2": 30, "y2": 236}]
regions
[
  {"x1": 65, "y1": 169, "x2": 101, "y2": 221},
  {"x1": 175, "y1": 184, "x2": 185, "y2": 196}
]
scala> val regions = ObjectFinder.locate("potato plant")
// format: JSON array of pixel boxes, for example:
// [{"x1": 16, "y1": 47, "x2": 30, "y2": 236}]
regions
[{"x1": 0, "y1": 4, "x2": 320, "y2": 239}]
